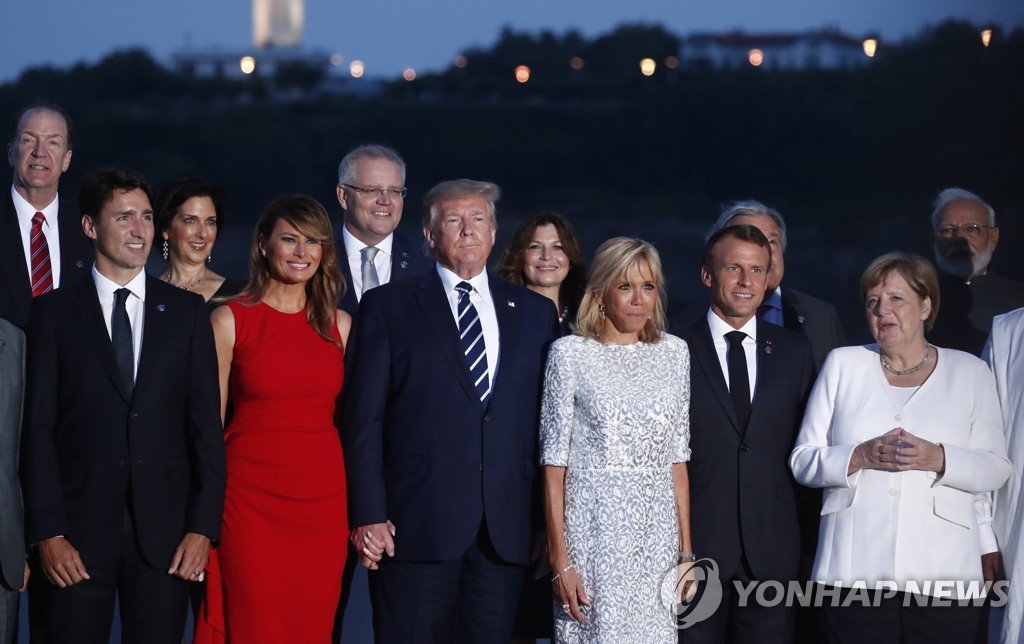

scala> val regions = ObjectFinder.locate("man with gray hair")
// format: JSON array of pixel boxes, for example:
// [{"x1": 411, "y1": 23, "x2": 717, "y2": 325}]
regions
[
  {"x1": 333, "y1": 143, "x2": 431, "y2": 316},
  {"x1": 929, "y1": 187, "x2": 1024, "y2": 356}
]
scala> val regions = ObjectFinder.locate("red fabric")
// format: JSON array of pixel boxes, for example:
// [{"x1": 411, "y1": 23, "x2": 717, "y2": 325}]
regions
[
  {"x1": 194, "y1": 300, "x2": 348, "y2": 643},
  {"x1": 30, "y1": 212, "x2": 53, "y2": 296}
]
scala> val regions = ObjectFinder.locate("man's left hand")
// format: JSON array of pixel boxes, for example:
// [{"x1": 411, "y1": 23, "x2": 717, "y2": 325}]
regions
[{"x1": 168, "y1": 532, "x2": 212, "y2": 582}]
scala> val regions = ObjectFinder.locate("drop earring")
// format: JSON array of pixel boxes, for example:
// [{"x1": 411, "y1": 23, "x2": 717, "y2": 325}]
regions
[
  {"x1": 162, "y1": 239, "x2": 169, "y2": 261},
  {"x1": 599, "y1": 303, "x2": 606, "y2": 320},
  {"x1": 207, "y1": 252, "x2": 212, "y2": 264}
]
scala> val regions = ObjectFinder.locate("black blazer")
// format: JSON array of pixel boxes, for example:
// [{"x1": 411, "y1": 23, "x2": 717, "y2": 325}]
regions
[
  {"x1": 780, "y1": 287, "x2": 846, "y2": 371},
  {"x1": 20, "y1": 275, "x2": 226, "y2": 568},
  {"x1": 682, "y1": 316, "x2": 814, "y2": 582},
  {"x1": 335, "y1": 229, "x2": 432, "y2": 317},
  {"x1": 0, "y1": 193, "x2": 93, "y2": 330},
  {"x1": 341, "y1": 270, "x2": 557, "y2": 564}
]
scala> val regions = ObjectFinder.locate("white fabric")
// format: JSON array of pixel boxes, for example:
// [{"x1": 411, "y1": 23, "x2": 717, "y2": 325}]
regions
[
  {"x1": 92, "y1": 266, "x2": 146, "y2": 380},
  {"x1": 789, "y1": 344, "x2": 1011, "y2": 598},
  {"x1": 436, "y1": 264, "x2": 499, "y2": 387},
  {"x1": 341, "y1": 226, "x2": 393, "y2": 302},
  {"x1": 11, "y1": 185, "x2": 62, "y2": 287},
  {"x1": 983, "y1": 307, "x2": 1024, "y2": 643},
  {"x1": 706, "y1": 309, "x2": 757, "y2": 402}
]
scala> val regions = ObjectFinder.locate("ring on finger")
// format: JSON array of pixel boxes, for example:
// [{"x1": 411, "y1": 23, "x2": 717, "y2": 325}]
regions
[{"x1": 561, "y1": 604, "x2": 570, "y2": 612}]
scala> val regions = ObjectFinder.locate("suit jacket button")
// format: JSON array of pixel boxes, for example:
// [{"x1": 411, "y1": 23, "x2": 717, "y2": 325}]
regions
[
  {"x1": 479, "y1": 463, "x2": 484, "y2": 471},
  {"x1": 130, "y1": 412, "x2": 139, "y2": 419},
  {"x1": 119, "y1": 459, "x2": 127, "y2": 466},
  {"x1": 483, "y1": 416, "x2": 491, "y2": 423},
  {"x1": 739, "y1": 443, "x2": 749, "y2": 452}
]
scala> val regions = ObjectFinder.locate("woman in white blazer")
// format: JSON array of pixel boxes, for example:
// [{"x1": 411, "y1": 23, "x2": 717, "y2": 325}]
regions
[{"x1": 789, "y1": 253, "x2": 1010, "y2": 644}]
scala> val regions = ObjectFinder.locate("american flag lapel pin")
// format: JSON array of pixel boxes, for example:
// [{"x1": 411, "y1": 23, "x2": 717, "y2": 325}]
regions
[{"x1": 507, "y1": 300, "x2": 515, "y2": 308}]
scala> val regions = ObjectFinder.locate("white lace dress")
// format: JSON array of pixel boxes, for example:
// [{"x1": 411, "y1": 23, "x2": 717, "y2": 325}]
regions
[{"x1": 540, "y1": 334, "x2": 692, "y2": 643}]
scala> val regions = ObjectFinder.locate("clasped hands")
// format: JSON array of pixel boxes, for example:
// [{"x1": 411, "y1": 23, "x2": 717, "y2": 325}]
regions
[
  {"x1": 350, "y1": 520, "x2": 396, "y2": 569},
  {"x1": 850, "y1": 427, "x2": 945, "y2": 475}
]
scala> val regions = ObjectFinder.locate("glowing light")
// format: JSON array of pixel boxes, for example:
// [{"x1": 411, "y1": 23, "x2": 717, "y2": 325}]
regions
[
  {"x1": 349, "y1": 60, "x2": 365, "y2": 78},
  {"x1": 239, "y1": 56, "x2": 256, "y2": 75},
  {"x1": 402, "y1": 67, "x2": 416, "y2": 82},
  {"x1": 639, "y1": 58, "x2": 656, "y2": 76},
  {"x1": 981, "y1": 29, "x2": 993, "y2": 47},
  {"x1": 570, "y1": 57, "x2": 584, "y2": 70},
  {"x1": 862, "y1": 39, "x2": 878, "y2": 57},
  {"x1": 515, "y1": 65, "x2": 530, "y2": 83},
  {"x1": 748, "y1": 49, "x2": 764, "y2": 67},
  {"x1": 453, "y1": 55, "x2": 468, "y2": 69},
  {"x1": 664, "y1": 56, "x2": 679, "y2": 69},
  {"x1": 330, "y1": 53, "x2": 343, "y2": 66}
]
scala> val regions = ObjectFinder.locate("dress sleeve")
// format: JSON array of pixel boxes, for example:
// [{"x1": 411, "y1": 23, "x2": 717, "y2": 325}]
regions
[
  {"x1": 672, "y1": 338, "x2": 692, "y2": 463},
  {"x1": 789, "y1": 351, "x2": 859, "y2": 489},
  {"x1": 539, "y1": 338, "x2": 576, "y2": 467}
]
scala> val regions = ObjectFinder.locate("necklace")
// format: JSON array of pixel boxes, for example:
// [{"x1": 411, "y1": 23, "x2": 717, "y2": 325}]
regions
[
  {"x1": 163, "y1": 272, "x2": 206, "y2": 291},
  {"x1": 880, "y1": 343, "x2": 931, "y2": 376}
]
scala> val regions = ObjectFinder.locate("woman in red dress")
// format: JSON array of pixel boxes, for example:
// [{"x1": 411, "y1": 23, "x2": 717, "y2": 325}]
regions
[{"x1": 195, "y1": 195, "x2": 351, "y2": 643}]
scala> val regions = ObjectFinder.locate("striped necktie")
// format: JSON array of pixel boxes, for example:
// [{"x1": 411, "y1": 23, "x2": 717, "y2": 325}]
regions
[
  {"x1": 30, "y1": 212, "x2": 54, "y2": 296},
  {"x1": 455, "y1": 281, "x2": 490, "y2": 402}
]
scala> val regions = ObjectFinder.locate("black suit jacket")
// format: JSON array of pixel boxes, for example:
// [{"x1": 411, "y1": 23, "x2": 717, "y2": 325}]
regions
[
  {"x1": 0, "y1": 193, "x2": 93, "y2": 330},
  {"x1": 682, "y1": 316, "x2": 814, "y2": 582},
  {"x1": 334, "y1": 228, "x2": 431, "y2": 317},
  {"x1": 20, "y1": 275, "x2": 226, "y2": 568},
  {"x1": 341, "y1": 270, "x2": 557, "y2": 564},
  {"x1": 780, "y1": 287, "x2": 846, "y2": 371}
]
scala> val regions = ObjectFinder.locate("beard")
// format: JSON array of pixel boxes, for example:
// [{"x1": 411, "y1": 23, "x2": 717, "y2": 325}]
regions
[{"x1": 934, "y1": 238, "x2": 993, "y2": 280}]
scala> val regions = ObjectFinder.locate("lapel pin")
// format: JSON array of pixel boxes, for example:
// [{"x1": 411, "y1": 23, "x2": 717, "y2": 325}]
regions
[
  {"x1": 507, "y1": 300, "x2": 515, "y2": 308},
  {"x1": 400, "y1": 260, "x2": 408, "y2": 269},
  {"x1": 157, "y1": 304, "x2": 166, "y2": 312},
  {"x1": 76, "y1": 260, "x2": 84, "y2": 268},
  {"x1": 764, "y1": 339, "x2": 773, "y2": 355},
  {"x1": 797, "y1": 315, "x2": 806, "y2": 325}
]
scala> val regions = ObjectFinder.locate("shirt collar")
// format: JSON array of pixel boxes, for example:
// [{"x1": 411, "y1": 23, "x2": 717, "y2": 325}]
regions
[
  {"x1": 92, "y1": 266, "x2": 147, "y2": 303},
  {"x1": 436, "y1": 263, "x2": 492, "y2": 303},
  {"x1": 707, "y1": 308, "x2": 757, "y2": 343},
  {"x1": 11, "y1": 185, "x2": 59, "y2": 224},
  {"x1": 763, "y1": 287, "x2": 783, "y2": 311},
  {"x1": 341, "y1": 225, "x2": 393, "y2": 260}
]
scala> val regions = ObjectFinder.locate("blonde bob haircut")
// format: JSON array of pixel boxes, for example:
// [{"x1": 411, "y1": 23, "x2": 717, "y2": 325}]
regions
[
  {"x1": 859, "y1": 252, "x2": 941, "y2": 331},
  {"x1": 576, "y1": 236, "x2": 667, "y2": 343}
]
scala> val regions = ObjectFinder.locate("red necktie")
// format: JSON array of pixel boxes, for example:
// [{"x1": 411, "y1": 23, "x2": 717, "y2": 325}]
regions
[{"x1": 30, "y1": 212, "x2": 54, "y2": 296}]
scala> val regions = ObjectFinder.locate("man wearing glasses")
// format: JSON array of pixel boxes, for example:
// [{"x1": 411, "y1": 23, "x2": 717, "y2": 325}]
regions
[
  {"x1": 929, "y1": 187, "x2": 1024, "y2": 356},
  {"x1": 334, "y1": 144, "x2": 431, "y2": 316}
]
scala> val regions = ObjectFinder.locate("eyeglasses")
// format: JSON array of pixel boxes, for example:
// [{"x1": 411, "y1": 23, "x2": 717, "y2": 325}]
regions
[
  {"x1": 936, "y1": 223, "x2": 990, "y2": 238},
  {"x1": 341, "y1": 184, "x2": 407, "y2": 199}
]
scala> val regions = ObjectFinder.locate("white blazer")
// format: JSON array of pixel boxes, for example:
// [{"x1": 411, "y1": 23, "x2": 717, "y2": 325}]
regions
[{"x1": 789, "y1": 344, "x2": 1010, "y2": 598}]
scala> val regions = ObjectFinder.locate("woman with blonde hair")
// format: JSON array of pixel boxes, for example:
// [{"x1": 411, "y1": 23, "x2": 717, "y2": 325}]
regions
[{"x1": 541, "y1": 237, "x2": 694, "y2": 642}]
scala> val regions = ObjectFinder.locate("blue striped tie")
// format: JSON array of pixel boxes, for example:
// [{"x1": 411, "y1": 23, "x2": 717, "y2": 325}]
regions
[{"x1": 456, "y1": 281, "x2": 490, "y2": 402}]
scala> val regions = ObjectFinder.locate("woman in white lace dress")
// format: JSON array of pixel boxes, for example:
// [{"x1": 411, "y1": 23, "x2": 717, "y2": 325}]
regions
[{"x1": 541, "y1": 237, "x2": 694, "y2": 643}]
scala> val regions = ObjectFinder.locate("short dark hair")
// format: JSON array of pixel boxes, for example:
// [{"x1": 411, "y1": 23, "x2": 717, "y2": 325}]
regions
[
  {"x1": 78, "y1": 167, "x2": 154, "y2": 220},
  {"x1": 703, "y1": 224, "x2": 773, "y2": 273},
  {"x1": 154, "y1": 176, "x2": 229, "y2": 235},
  {"x1": 11, "y1": 102, "x2": 75, "y2": 150}
]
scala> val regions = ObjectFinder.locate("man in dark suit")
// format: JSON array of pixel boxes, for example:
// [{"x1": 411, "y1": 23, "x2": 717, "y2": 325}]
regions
[
  {"x1": 331, "y1": 144, "x2": 431, "y2": 642},
  {"x1": 342, "y1": 179, "x2": 557, "y2": 643},
  {"x1": 0, "y1": 318, "x2": 26, "y2": 644},
  {"x1": 680, "y1": 225, "x2": 814, "y2": 644},
  {"x1": 20, "y1": 168, "x2": 226, "y2": 643},
  {"x1": 334, "y1": 144, "x2": 431, "y2": 316},
  {"x1": 1, "y1": 103, "x2": 93, "y2": 330}
]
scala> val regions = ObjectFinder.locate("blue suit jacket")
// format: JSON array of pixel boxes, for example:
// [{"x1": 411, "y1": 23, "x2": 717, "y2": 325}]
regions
[{"x1": 341, "y1": 269, "x2": 557, "y2": 564}]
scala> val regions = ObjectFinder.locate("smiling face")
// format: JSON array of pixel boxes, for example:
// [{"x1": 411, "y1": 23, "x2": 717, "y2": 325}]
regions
[
  {"x1": 424, "y1": 196, "x2": 496, "y2": 280},
  {"x1": 8, "y1": 108, "x2": 72, "y2": 207},
  {"x1": 163, "y1": 195, "x2": 218, "y2": 267},
  {"x1": 702, "y1": 236, "x2": 770, "y2": 329},
  {"x1": 82, "y1": 188, "x2": 154, "y2": 284},
  {"x1": 337, "y1": 156, "x2": 404, "y2": 246},
  {"x1": 600, "y1": 261, "x2": 657, "y2": 344},
  {"x1": 522, "y1": 223, "x2": 570, "y2": 290},
  {"x1": 865, "y1": 270, "x2": 931, "y2": 352},
  {"x1": 260, "y1": 217, "x2": 323, "y2": 285},
  {"x1": 729, "y1": 213, "x2": 784, "y2": 291}
]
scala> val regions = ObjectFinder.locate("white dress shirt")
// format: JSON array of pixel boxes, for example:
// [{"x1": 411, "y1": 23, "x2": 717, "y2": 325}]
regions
[
  {"x1": 342, "y1": 226, "x2": 393, "y2": 301},
  {"x1": 11, "y1": 186, "x2": 62, "y2": 287},
  {"x1": 437, "y1": 264, "x2": 500, "y2": 386},
  {"x1": 93, "y1": 267, "x2": 146, "y2": 381},
  {"x1": 707, "y1": 310, "x2": 758, "y2": 402}
]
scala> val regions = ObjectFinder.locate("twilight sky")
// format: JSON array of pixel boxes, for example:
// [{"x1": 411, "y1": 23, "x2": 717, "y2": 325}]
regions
[{"x1": 3, "y1": 0, "x2": 1022, "y2": 82}]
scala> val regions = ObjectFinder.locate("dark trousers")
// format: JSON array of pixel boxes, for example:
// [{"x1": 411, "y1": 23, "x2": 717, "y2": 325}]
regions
[
  {"x1": 821, "y1": 587, "x2": 983, "y2": 644},
  {"x1": 368, "y1": 523, "x2": 523, "y2": 644},
  {"x1": 679, "y1": 556, "x2": 792, "y2": 644},
  {"x1": 0, "y1": 581, "x2": 17, "y2": 644},
  {"x1": 28, "y1": 507, "x2": 189, "y2": 644}
]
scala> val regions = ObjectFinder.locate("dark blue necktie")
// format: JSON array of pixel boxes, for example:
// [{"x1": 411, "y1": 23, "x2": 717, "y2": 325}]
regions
[
  {"x1": 456, "y1": 281, "x2": 490, "y2": 402},
  {"x1": 112, "y1": 288, "x2": 134, "y2": 392}
]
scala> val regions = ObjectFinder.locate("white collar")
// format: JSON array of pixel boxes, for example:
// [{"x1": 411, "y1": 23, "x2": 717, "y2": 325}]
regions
[
  {"x1": 707, "y1": 308, "x2": 757, "y2": 342},
  {"x1": 341, "y1": 225, "x2": 394, "y2": 259}
]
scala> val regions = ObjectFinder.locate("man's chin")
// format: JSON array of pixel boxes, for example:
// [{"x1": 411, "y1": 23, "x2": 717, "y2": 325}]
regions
[{"x1": 934, "y1": 253, "x2": 974, "y2": 280}]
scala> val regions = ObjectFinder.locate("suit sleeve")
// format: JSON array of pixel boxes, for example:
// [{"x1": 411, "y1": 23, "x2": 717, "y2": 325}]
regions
[
  {"x1": 341, "y1": 291, "x2": 392, "y2": 528},
  {"x1": 184, "y1": 299, "x2": 226, "y2": 539},
  {"x1": 20, "y1": 298, "x2": 69, "y2": 544}
]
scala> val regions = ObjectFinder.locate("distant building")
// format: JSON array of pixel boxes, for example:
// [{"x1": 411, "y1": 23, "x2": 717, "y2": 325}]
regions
[{"x1": 680, "y1": 29, "x2": 873, "y2": 71}]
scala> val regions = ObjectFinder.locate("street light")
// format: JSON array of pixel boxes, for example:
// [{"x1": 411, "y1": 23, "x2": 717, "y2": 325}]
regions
[
  {"x1": 748, "y1": 49, "x2": 764, "y2": 67},
  {"x1": 981, "y1": 29, "x2": 993, "y2": 47},
  {"x1": 639, "y1": 58, "x2": 656, "y2": 76},
  {"x1": 240, "y1": 56, "x2": 256, "y2": 75},
  {"x1": 515, "y1": 65, "x2": 530, "y2": 83},
  {"x1": 863, "y1": 39, "x2": 878, "y2": 57}
]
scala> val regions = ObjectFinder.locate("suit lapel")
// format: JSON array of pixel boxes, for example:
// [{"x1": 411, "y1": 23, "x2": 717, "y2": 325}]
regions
[
  {"x1": 391, "y1": 234, "x2": 416, "y2": 277},
  {"x1": 134, "y1": 277, "x2": 167, "y2": 398},
  {"x1": 70, "y1": 277, "x2": 133, "y2": 403},
  {"x1": 489, "y1": 277, "x2": 520, "y2": 398},
  {"x1": 0, "y1": 197, "x2": 31, "y2": 322},
  {"x1": 748, "y1": 319, "x2": 780, "y2": 439},
  {"x1": 689, "y1": 318, "x2": 742, "y2": 435},
  {"x1": 781, "y1": 294, "x2": 804, "y2": 335},
  {"x1": 57, "y1": 201, "x2": 91, "y2": 288},
  {"x1": 415, "y1": 271, "x2": 484, "y2": 409}
]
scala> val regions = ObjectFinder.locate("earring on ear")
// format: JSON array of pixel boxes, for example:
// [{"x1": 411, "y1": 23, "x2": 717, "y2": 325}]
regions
[
  {"x1": 599, "y1": 303, "x2": 606, "y2": 320},
  {"x1": 207, "y1": 252, "x2": 212, "y2": 264},
  {"x1": 162, "y1": 239, "x2": 169, "y2": 261},
  {"x1": 261, "y1": 248, "x2": 267, "y2": 258}
]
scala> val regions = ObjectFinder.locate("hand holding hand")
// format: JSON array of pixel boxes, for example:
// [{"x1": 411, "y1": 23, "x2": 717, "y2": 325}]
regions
[
  {"x1": 892, "y1": 429, "x2": 945, "y2": 474},
  {"x1": 850, "y1": 428, "x2": 904, "y2": 474},
  {"x1": 350, "y1": 521, "x2": 396, "y2": 570},
  {"x1": 168, "y1": 532, "x2": 212, "y2": 582},
  {"x1": 677, "y1": 559, "x2": 698, "y2": 603},
  {"x1": 38, "y1": 537, "x2": 89, "y2": 588}
]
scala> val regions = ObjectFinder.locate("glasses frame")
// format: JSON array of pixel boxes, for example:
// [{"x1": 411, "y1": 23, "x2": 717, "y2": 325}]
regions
[{"x1": 340, "y1": 183, "x2": 408, "y2": 199}]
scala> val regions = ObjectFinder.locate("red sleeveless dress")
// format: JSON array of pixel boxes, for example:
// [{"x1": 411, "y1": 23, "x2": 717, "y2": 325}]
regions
[{"x1": 195, "y1": 300, "x2": 347, "y2": 643}]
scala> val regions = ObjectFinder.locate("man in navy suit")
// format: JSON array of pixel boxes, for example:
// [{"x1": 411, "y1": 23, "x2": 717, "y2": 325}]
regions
[
  {"x1": 0, "y1": 103, "x2": 93, "y2": 330},
  {"x1": 20, "y1": 168, "x2": 225, "y2": 643},
  {"x1": 333, "y1": 144, "x2": 431, "y2": 316},
  {"x1": 680, "y1": 225, "x2": 814, "y2": 644},
  {"x1": 342, "y1": 179, "x2": 557, "y2": 643}
]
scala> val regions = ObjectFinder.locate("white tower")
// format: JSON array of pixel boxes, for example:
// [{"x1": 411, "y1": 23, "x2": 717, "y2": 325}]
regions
[{"x1": 253, "y1": 0, "x2": 304, "y2": 48}]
